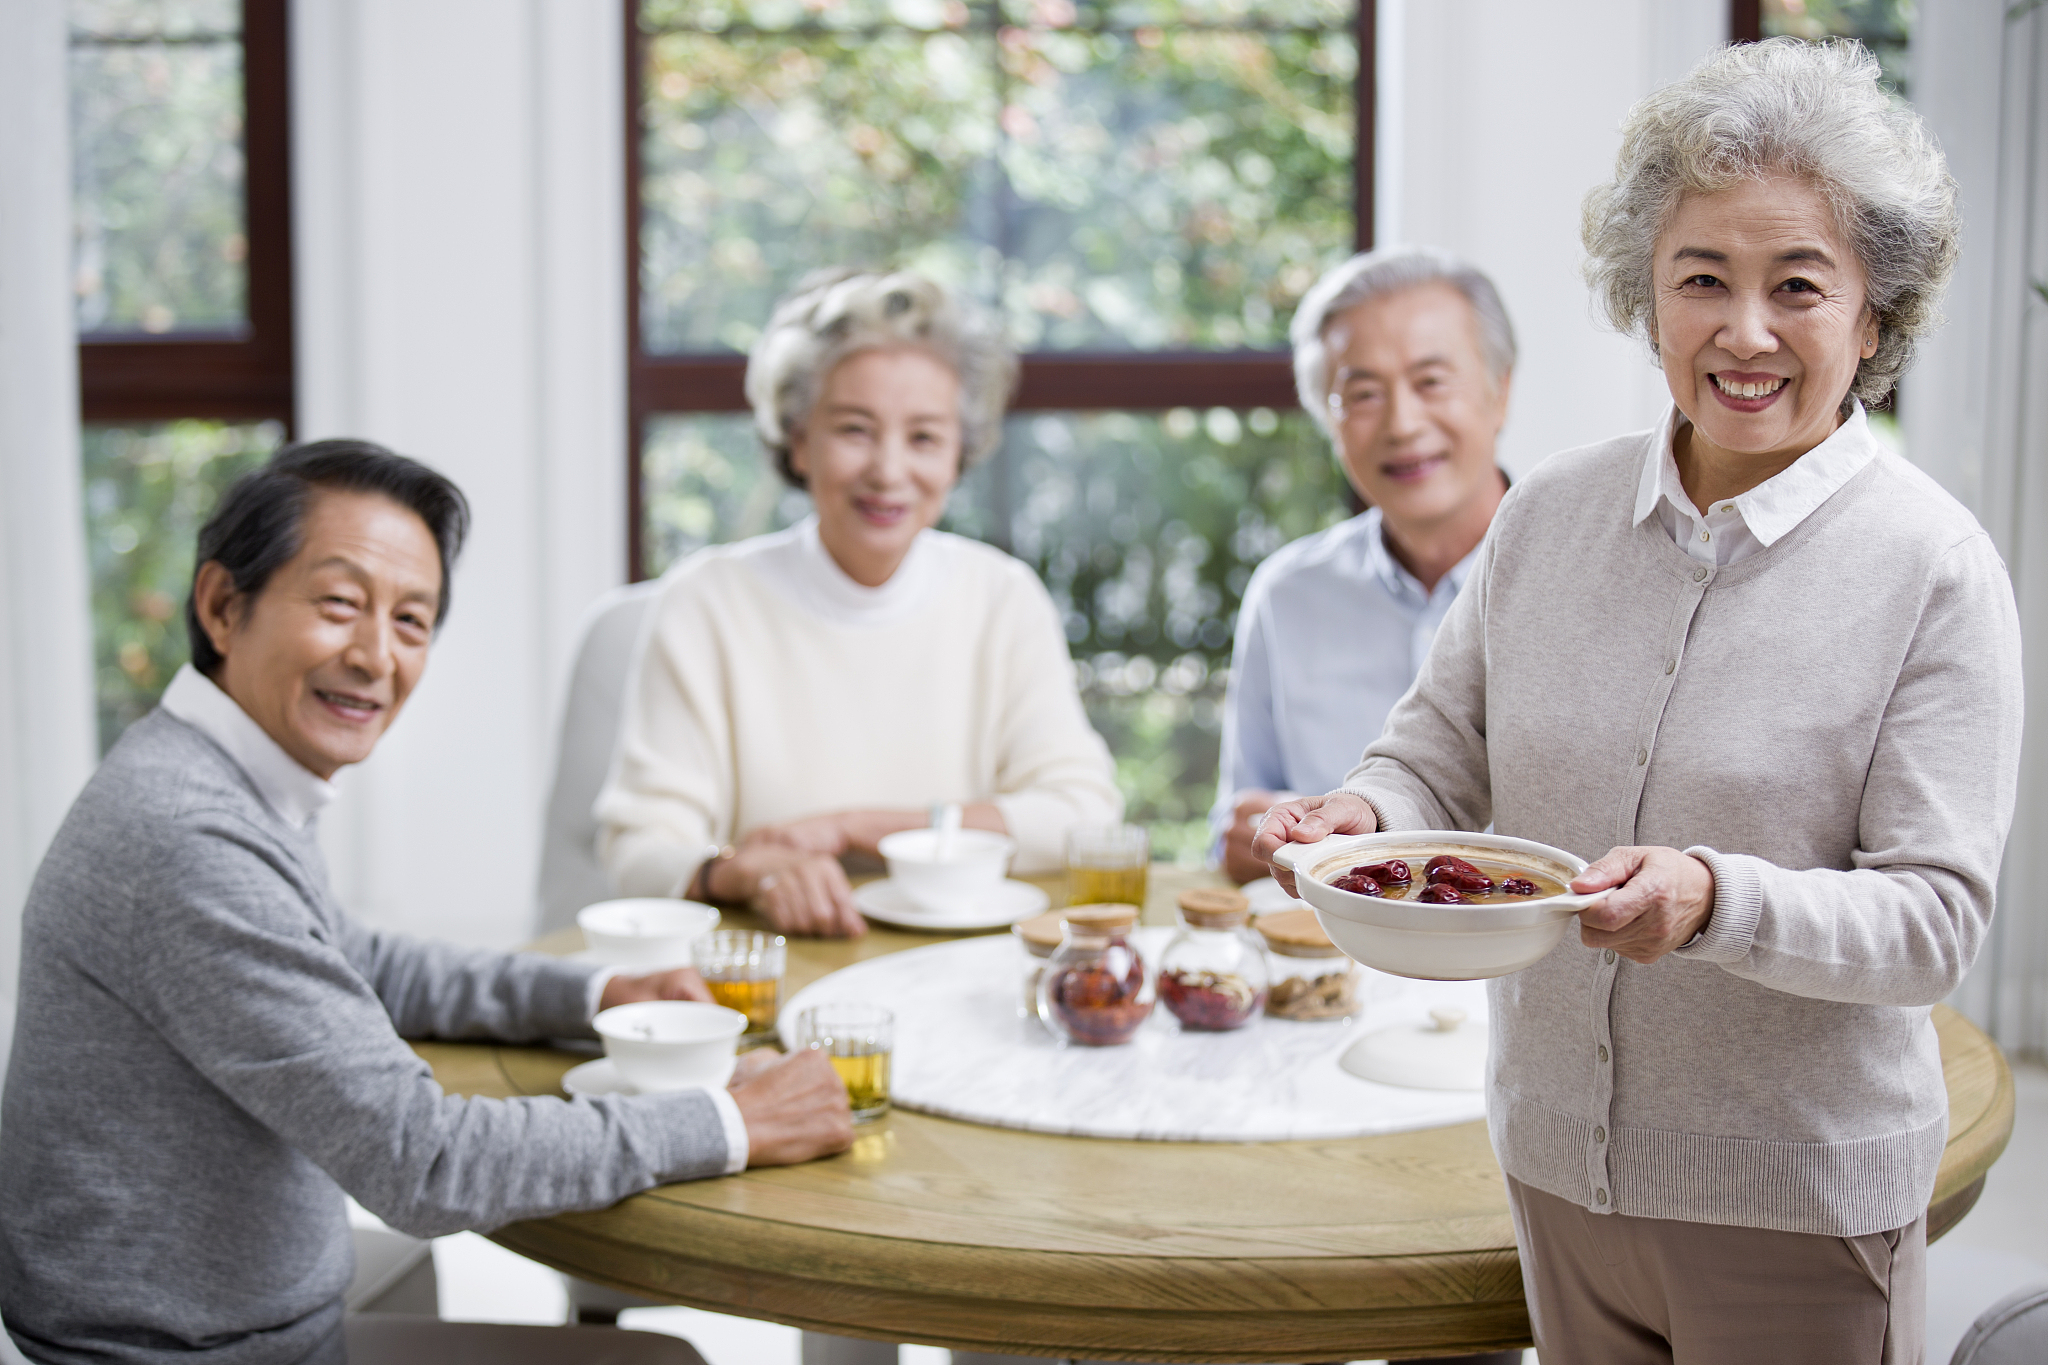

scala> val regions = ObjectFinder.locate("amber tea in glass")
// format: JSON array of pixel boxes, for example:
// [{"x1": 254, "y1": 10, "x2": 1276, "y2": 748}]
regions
[
  {"x1": 1066, "y1": 825, "x2": 1150, "y2": 909},
  {"x1": 693, "y1": 931, "x2": 786, "y2": 1038},
  {"x1": 794, "y1": 1003, "x2": 893, "y2": 1123}
]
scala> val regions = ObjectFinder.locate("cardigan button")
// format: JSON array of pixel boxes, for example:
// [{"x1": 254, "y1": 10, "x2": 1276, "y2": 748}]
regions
[
  {"x1": 1665, "y1": 659, "x2": 1675, "y2": 675},
  {"x1": 1636, "y1": 747, "x2": 1647, "y2": 765},
  {"x1": 1595, "y1": 1126, "x2": 1606, "y2": 1143},
  {"x1": 1694, "y1": 566, "x2": 1708, "y2": 582},
  {"x1": 1604, "y1": 949, "x2": 1617, "y2": 965},
  {"x1": 1596, "y1": 1188, "x2": 1609, "y2": 1205},
  {"x1": 1598, "y1": 1045, "x2": 1609, "y2": 1063}
]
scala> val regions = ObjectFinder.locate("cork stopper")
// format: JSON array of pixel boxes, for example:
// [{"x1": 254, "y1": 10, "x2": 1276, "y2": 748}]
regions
[
  {"x1": 1061, "y1": 904, "x2": 1140, "y2": 939},
  {"x1": 1177, "y1": 887, "x2": 1250, "y2": 929},
  {"x1": 1013, "y1": 909, "x2": 1075, "y2": 957},
  {"x1": 1256, "y1": 908, "x2": 1345, "y2": 958}
]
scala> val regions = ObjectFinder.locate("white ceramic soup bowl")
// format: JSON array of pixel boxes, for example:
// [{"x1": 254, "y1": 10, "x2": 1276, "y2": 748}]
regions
[
  {"x1": 1269, "y1": 831, "x2": 1601, "y2": 981},
  {"x1": 592, "y1": 1000, "x2": 747, "y2": 1093},
  {"x1": 577, "y1": 898, "x2": 720, "y2": 967},
  {"x1": 877, "y1": 828, "x2": 1016, "y2": 914}
]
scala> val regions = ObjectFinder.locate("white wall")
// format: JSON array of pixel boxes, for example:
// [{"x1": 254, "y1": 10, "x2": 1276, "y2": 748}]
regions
[
  {"x1": 1907, "y1": 0, "x2": 2048, "y2": 1056},
  {"x1": 293, "y1": 0, "x2": 626, "y2": 948},
  {"x1": 0, "y1": 0, "x2": 100, "y2": 1077},
  {"x1": 1379, "y1": 0, "x2": 1726, "y2": 475}
]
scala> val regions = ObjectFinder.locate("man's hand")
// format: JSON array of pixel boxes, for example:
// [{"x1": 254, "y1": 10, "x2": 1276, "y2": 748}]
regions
[
  {"x1": 598, "y1": 967, "x2": 712, "y2": 1013},
  {"x1": 704, "y1": 845, "x2": 865, "y2": 938},
  {"x1": 1250, "y1": 792, "x2": 1380, "y2": 897},
  {"x1": 729, "y1": 1049, "x2": 855, "y2": 1167},
  {"x1": 1222, "y1": 789, "x2": 1296, "y2": 885},
  {"x1": 1571, "y1": 846, "x2": 1715, "y2": 965}
]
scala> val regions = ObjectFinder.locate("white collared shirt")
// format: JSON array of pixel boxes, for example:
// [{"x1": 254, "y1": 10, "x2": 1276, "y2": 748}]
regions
[
  {"x1": 158, "y1": 664, "x2": 749, "y2": 1168},
  {"x1": 159, "y1": 664, "x2": 338, "y2": 829},
  {"x1": 1633, "y1": 403, "x2": 1881, "y2": 567}
]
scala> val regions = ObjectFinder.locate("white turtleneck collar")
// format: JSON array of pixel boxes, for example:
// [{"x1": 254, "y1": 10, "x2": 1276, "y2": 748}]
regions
[
  {"x1": 158, "y1": 664, "x2": 339, "y2": 829},
  {"x1": 745, "y1": 516, "x2": 939, "y2": 627}
]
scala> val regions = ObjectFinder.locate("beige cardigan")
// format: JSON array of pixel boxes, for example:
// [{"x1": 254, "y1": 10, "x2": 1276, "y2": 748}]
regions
[
  {"x1": 597, "y1": 520, "x2": 1121, "y2": 897},
  {"x1": 1346, "y1": 427, "x2": 2023, "y2": 1237}
]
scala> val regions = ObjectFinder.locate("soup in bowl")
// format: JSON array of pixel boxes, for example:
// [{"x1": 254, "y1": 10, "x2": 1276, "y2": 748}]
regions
[{"x1": 1269, "y1": 831, "x2": 1601, "y2": 981}]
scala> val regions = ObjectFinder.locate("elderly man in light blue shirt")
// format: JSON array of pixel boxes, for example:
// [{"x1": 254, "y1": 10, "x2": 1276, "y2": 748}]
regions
[{"x1": 1214, "y1": 248, "x2": 1518, "y2": 882}]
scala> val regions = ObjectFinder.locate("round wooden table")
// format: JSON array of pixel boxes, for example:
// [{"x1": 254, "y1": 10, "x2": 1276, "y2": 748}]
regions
[{"x1": 420, "y1": 867, "x2": 2015, "y2": 1362}]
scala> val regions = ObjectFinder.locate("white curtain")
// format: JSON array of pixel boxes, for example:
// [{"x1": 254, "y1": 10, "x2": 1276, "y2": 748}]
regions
[
  {"x1": 1909, "y1": 0, "x2": 2048, "y2": 1059},
  {"x1": 0, "y1": 0, "x2": 99, "y2": 1087}
]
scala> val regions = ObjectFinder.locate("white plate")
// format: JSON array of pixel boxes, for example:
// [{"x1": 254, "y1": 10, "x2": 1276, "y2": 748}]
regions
[
  {"x1": 854, "y1": 877, "x2": 1050, "y2": 931},
  {"x1": 561, "y1": 1057, "x2": 637, "y2": 1097},
  {"x1": 1241, "y1": 876, "x2": 1298, "y2": 915}
]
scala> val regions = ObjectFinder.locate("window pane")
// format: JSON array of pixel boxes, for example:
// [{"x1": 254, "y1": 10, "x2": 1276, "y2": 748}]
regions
[
  {"x1": 70, "y1": 0, "x2": 247, "y2": 336},
  {"x1": 83, "y1": 420, "x2": 277, "y2": 751},
  {"x1": 1762, "y1": 0, "x2": 1910, "y2": 94},
  {"x1": 640, "y1": 407, "x2": 1352, "y2": 861},
  {"x1": 637, "y1": 0, "x2": 1354, "y2": 355},
  {"x1": 1003, "y1": 409, "x2": 1348, "y2": 860}
]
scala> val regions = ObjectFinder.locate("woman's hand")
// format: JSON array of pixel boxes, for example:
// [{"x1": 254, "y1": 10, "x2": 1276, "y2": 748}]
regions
[
  {"x1": 705, "y1": 844, "x2": 865, "y2": 938},
  {"x1": 1251, "y1": 792, "x2": 1380, "y2": 897},
  {"x1": 745, "y1": 814, "x2": 852, "y2": 858},
  {"x1": 728, "y1": 1048, "x2": 855, "y2": 1167},
  {"x1": 1572, "y1": 846, "x2": 1716, "y2": 964},
  {"x1": 598, "y1": 967, "x2": 713, "y2": 1012}
]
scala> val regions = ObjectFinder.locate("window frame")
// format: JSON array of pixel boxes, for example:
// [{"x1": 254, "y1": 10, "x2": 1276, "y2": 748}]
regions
[
  {"x1": 76, "y1": 0, "x2": 296, "y2": 431},
  {"x1": 622, "y1": 0, "x2": 1377, "y2": 579}
]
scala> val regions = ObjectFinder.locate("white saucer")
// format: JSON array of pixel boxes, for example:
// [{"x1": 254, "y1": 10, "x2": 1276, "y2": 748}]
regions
[
  {"x1": 1242, "y1": 876, "x2": 1298, "y2": 915},
  {"x1": 854, "y1": 877, "x2": 1050, "y2": 931},
  {"x1": 561, "y1": 1057, "x2": 637, "y2": 1097}
]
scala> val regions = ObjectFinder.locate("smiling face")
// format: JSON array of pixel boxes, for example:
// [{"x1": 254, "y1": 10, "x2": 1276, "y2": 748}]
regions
[
  {"x1": 1324, "y1": 282, "x2": 1511, "y2": 537},
  {"x1": 196, "y1": 488, "x2": 442, "y2": 778},
  {"x1": 789, "y1": 346, "x2": 965, "y2": 588},
  {"x1": 1652, "y1": 172, "x2": 1878, "y2": 468}
]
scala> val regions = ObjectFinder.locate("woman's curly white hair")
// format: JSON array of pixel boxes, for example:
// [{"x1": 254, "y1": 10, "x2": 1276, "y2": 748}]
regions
[
  {"x1": 744, "y1": 268, "x2": 1018, "y2": 487},
  {"x1": 1582, "y1": 36, "x2": 1959, "y2": 409}
]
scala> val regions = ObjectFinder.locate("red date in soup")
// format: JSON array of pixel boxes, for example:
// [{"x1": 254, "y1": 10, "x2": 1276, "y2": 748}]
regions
[{"x1": 1416, "y1": 883, "x2": 1471, "y2": 904}]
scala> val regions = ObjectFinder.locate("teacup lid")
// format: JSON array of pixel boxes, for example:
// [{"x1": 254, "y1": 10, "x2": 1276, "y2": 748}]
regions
[
  {"x1": 1177, "y1": 887, "x2": 1250, "y2": 929},
  {"x1": 1062, "y1": 904, "x2": 1140, "y2": 939},
  {"x1": 1256, "y1": 908, "x2": 1345, "y2": 957}
]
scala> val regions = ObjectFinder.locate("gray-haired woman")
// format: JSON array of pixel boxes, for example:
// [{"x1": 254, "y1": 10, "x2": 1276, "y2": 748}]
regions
[
  {"x1": 1258, "y1": 38, "x2": 2020, "y2": 1362},
  {"x1": 598, "y1": 269, "x2": 1121, "y2": 936}
]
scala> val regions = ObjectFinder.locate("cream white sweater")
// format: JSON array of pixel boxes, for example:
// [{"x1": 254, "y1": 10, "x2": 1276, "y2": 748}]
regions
[
  {"x1": 1347, "y1": 424, "x2": 2023, "y2": 1238},
  {"x1": 597, "y1": 520, "x2": 1121, "y2": 896}
]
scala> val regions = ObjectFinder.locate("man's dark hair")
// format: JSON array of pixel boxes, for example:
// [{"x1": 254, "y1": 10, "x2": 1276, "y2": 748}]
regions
[{"x1": 184, "y1": 439, "x2": 472, "y2": 677}]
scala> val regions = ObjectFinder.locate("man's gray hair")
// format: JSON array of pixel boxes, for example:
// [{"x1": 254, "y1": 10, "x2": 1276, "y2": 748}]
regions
[
  {"x1": 1290, "y1": 247, "x2": 1518, "y2": 437},
  {"x1": 745, "y1": 268, "x2": 1018, "y2": 487},
  {"x1": 1582, "y1": 36, "x2": 1959, "y2": 410}
]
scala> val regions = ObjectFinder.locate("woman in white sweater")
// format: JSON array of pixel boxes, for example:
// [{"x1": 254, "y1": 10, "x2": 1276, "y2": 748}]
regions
[
  {"x1": 1258, "y1": 39, "x2": 2018, "y2": 1363},
  {"x1": 598, "y1": 270, "x2": 1121, "y2": 936}
]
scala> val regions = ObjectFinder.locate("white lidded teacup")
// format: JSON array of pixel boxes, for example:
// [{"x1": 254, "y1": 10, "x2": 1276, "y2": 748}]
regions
[
  {"x1": 577, "y1": 898, "x2": 720, "y2": 968},
  {"x1": 593, "y1": 1000, "x2": 747, "y2": 1093},
  {"x1": 877, "y1": 827, "x2": 1016, "y2": 914}
]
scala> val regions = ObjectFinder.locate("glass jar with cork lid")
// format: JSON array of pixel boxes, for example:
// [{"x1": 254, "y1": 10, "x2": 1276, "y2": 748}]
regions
[
  {"x1": 1010, "y1": 906, "x2": 1105, "y2": 1020},
  {"x1": 1257, "y1": 908, "x2": 1363, "y2": 1021},
  {"x1": 1036, "y1": 904, "x2": 1153, "y2": 1046},
  {"x1": 1156, "y1": 888, "x2": 1268, "y2": 1031}
]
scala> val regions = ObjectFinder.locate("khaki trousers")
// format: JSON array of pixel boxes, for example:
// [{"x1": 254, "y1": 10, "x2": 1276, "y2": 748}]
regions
[{"x1": 1506, "y1": 1176, "x2": 1924, "y2": 1365}]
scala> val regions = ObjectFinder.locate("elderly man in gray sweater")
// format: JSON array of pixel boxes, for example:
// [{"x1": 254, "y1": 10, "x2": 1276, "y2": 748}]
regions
[{"x1": 0, "y1": 440, "x2": 853, "y2": 1365}]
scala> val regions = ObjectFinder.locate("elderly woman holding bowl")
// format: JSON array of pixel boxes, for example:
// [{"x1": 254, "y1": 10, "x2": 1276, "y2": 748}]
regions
[
  {"x1": 1258, "y1": 38, "x2": 2019, "y2": 1363},
  {"x1": 598, "y1": 269, "x2": 1121, "y2": 937}
]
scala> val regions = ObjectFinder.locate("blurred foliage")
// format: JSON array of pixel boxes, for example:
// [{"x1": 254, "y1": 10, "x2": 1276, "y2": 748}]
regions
[
  {"x1": 638, "y1": 0, "x2": 1354, "y2": 353},
  {"x1": 1762, "y1": 0, "x2": 1912, "y2": 93},
  {"x1": 82, "y1": 421, "x2": 277, "y2": 752},
  {"x1": 69, "y1": 0, "x2": 247, "y2": 335},
  {"x1": 643, "y1": 410, "x2": 1352, "y2": 863}
]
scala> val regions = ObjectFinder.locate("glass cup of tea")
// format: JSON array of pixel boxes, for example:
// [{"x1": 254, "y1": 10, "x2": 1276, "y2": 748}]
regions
[
  {"x1": 1066, "y1": 824, "x2": 1150, "y2": 909},
  {"x1": 793, "y1": 1003, "x2": 893, "y2": 1123},
  {"x1": 692, "y1": 930, "x2": 787, "y2": 1040}
]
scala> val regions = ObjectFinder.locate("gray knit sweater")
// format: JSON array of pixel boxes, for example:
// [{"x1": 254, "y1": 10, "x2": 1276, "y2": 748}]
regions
[
  {"x1": 0, "y1": 712, "x2": 730, "y2": 1365},
  {"x1": 1348, "y1": 430, "x2": 2023, "y2": 1238}
]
